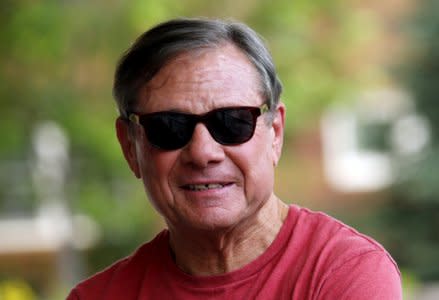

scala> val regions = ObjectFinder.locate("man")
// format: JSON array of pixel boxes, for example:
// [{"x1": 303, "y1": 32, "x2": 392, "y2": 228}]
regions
[{"x1": 68, "y1": 18, "x2": 402, "y2": 299}]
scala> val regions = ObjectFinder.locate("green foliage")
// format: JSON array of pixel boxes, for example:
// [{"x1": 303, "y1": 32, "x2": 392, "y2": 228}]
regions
[{"x1": 369, "y1": 0, "x2": 439, "y2": 281}]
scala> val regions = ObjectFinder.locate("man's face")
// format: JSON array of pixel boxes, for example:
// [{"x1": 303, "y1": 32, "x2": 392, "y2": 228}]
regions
[{"x1": 118, "y1": 43, "x2": 284, "y2": 232}]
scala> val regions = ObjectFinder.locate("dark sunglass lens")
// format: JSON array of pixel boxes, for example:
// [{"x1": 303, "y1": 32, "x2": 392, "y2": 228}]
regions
[
  {"x1": 209, "y1": 108, "x2": 257, "y2": 144},
  {"x1": 142, "y1": 113, "x2": 194, "y2": 150}
]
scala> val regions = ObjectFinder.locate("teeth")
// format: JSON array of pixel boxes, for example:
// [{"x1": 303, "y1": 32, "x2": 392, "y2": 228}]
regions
[{"x1": 187, "y1": 183, "x2": 224, "y2": 191}]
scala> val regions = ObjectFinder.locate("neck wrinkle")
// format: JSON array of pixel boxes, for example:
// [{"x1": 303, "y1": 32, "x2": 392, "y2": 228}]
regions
[{"x1": 168, "y1": 198, "x2": 289, "y2": 276}]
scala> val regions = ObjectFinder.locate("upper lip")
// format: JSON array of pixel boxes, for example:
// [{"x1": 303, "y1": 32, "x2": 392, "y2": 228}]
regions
[
  {"x1": 181, "y1": 181, "x2": 231, "y2": 186},
  {"x1": 179, "y1": 180, "x2": 233, "y2": 189},
  {"x1": 177, "y1": 170, "x2": 237, "y2": 189}
]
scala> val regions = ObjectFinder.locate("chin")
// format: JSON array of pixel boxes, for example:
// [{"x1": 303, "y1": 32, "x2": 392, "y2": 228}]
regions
[{"x1": 195, "y1": 209, "x2": 249, "y2": 232}]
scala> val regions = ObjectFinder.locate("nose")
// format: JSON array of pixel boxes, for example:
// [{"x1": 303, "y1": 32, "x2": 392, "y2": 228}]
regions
[{"x1": 180, "y1": 123, "x2": 225, "y2": 168}]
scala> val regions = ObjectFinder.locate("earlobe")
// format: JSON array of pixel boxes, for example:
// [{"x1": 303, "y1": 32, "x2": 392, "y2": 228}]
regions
[
  {"x1": 115, "y1": 117, "x2": 141, "y2": 178},
  {"x1": 271, "y1": 103, "x2": 286, "y2": 166}
]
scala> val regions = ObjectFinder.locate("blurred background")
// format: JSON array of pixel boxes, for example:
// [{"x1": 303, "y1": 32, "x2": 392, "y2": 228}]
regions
[{"x1": 1, "y1": 0, "x2": 438, "y2": 299}]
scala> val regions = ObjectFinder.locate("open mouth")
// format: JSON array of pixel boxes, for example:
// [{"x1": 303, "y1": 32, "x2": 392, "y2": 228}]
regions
[{"x1": 182, "y1": 183, "x2": 232, "y2": 191}]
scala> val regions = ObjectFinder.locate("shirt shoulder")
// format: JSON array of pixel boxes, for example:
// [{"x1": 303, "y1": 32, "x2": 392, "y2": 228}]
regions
[
  {"x1": 291, "y1": 205, "x2": 396, "y2": 262},
  {"x1": 288, "y1": 205, "x2": 402, "y2": 299},
  {"x1": 67, "y1": 230, "x2": 168, "y2": 300}
]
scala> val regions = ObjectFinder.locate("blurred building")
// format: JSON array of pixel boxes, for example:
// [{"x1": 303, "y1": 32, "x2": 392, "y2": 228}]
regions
[{"x1": 0, "y1": 122, "x2": 98, "y2": 299}]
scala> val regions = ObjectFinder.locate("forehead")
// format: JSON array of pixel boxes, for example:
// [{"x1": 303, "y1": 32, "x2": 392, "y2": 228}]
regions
[{"x1": 137, "y1": 43, "x2": 263, "y2": 113}]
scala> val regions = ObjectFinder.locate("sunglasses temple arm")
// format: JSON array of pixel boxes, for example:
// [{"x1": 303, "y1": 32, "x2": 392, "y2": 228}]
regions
[
  {"x1": 260, "y1": 103, "x2": 269, "y2": 114},
  {"x1": 128, "y1": 114, "x2": 140, "y2": 124}
]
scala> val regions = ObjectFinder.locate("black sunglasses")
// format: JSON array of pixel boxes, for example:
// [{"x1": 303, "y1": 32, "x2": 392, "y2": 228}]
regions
[{"x1": 128, "y1": 103, "x2": 270, "y2": 150}]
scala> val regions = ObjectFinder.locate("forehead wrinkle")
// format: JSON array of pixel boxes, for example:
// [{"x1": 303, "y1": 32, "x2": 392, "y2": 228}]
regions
[{"x1": 139, "y1": 44, "x2": 264, "y2": 111}]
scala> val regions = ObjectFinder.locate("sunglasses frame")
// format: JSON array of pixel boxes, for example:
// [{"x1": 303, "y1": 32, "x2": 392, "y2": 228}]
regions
[{"x1": 128, "y1": 103, "x2": 270, "y2": 150}]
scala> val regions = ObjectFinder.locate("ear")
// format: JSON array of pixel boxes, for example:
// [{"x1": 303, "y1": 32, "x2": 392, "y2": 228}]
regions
[
  {"x1": 271, "y1": 102, "x2": 286, "y2": 166},
  {"x1": 116, "y1": 117, "x2": 141, "y2": 178}
]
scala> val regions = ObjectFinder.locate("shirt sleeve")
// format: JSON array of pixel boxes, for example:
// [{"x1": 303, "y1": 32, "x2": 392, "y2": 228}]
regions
[
  {"x1": 66, "y1": 289, "x2": 80, "y2": 300},
  {"x1": 316, "y1": 250, "x2": 402, "y2": 300}
]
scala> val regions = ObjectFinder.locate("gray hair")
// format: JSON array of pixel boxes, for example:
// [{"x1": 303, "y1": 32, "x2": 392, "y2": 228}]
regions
[{"x1": 113, "y1": 18, "x2": 282, "y2": 118}]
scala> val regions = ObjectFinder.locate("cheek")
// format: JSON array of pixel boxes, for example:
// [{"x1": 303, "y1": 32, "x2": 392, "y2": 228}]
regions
[
  {"x1": 136, "y1": 133, "x2": 175, "y2": 177},
  {"x1": 247, "y1": 148, "x2": 274, "y2": 185},
  {"x1": 136, "y1": 140, "x2": 179, "y2": 204},
  {"x1": 232, "y1": 132, "x2": 275, "y2": 197},
  {"x1": 249, "y1": 125, "x2": 276, "y2": 166}
]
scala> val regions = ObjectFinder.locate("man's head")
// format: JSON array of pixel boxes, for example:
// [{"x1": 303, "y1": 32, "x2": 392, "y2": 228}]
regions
[
  {"x1": 113, "y1": 18, "x2": 282, "y2": 119},
  {"x1": 115, "y1": 18, "x2": 285, "y2": 232}
]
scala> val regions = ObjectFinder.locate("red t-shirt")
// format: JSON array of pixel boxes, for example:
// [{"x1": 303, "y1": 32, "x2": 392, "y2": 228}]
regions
[{"x1": 67, "y1": 205, "x2": 402, "y2": 299}]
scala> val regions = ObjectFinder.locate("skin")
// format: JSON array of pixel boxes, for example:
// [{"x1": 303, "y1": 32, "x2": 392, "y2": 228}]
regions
[{"x1": 116, "y1": 43, "x2": 288, "y2": 275}]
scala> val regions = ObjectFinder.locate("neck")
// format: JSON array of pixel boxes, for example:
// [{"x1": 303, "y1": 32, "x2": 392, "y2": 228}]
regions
[{"x1": 167, "y1": 198, "x2": 289, "y2": 276}]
